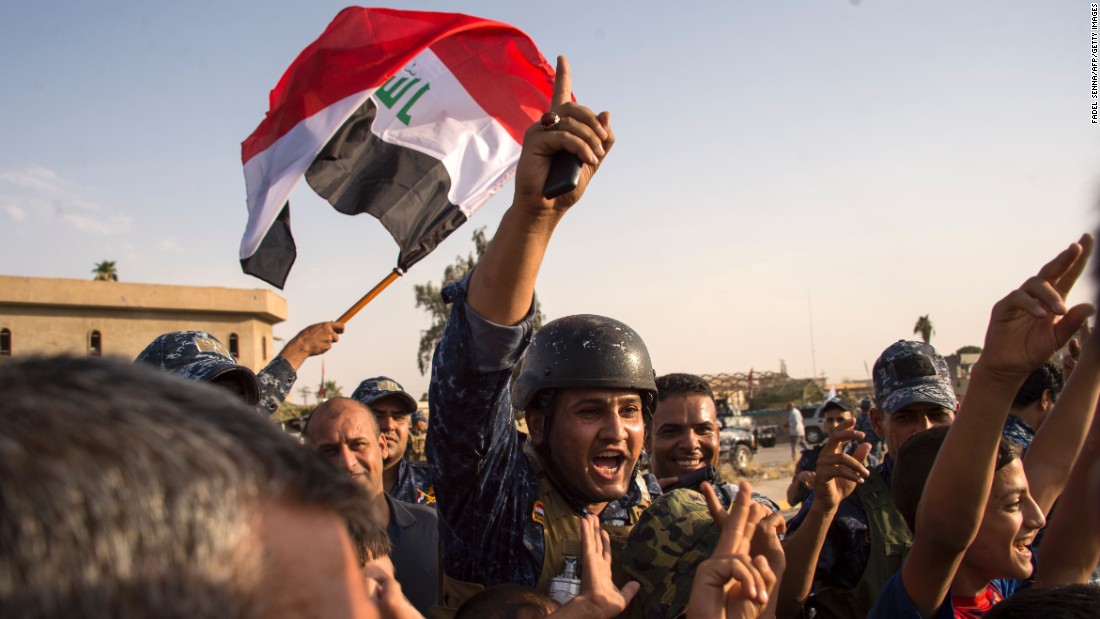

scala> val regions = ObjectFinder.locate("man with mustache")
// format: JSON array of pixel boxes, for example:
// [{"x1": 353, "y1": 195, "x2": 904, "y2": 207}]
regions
[
  {"x1": 352, "y1": 377, "x2": 434, "y2": 506},
  {"x1": 427, "y1": 57, "x2": 644, "y2": 614}
]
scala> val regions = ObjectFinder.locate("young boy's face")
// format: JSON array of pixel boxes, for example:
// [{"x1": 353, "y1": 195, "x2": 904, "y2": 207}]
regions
[{"x1": 962, "y1": 458, "x2": 1046, "y2": 582}]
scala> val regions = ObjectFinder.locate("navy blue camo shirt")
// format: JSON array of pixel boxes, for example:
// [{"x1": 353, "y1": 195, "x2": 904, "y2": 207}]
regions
[
  {"x1": 257, "y1": 356, "x2": 296, "y2": 416},
  {"x1": 786, "y1": 456, "x2": 897, "y2": 592},
  {"x1": 427, "y1": 276, "x2": 652, "y2": 587},
  {"x1": 390, "y1": 458, "x2": 435, "y2": 505}
]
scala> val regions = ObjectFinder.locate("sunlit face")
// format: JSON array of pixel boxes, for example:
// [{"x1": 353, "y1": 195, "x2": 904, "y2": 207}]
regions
[
  {"x1": 823, "y1": 408, "x2": 853, "y2": 437},
  {"x1": 872, "y1": 401, "x2": 955, "y2": 457},
  {"x1": 368, "y1": 396, "x2": 411, "y2": 470},
  {"x1": 528, "y1": 388, "x2": 646, "y2": 510},
  {"x1": 307, "y1": 399, "x2": 387, "y2": 497},
  {"x1": 648, "y1": 393, "x2": 719, "y2": 480},
  {"x1": 962, "y1": 459, "x2": 1045, "y2": 582},
  {"x1": 255, "y1": 501, "x2": 380, "y2": 619}
]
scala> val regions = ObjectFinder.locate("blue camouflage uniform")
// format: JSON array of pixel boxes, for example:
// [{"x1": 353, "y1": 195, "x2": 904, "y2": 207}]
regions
[
  {"x1": 351, "y1": 376, "x2": 436, "y2": 506},
  {"x1": 1002, "y1": 414, "x2": 1035, "y2": 453},
  {"x1": 427, "y1": 277, "x2": 655, "y2": 599},
  {"x1": 787, "y1": 456, "x2": 898, "y2": 593},
  {"x1": 257, "y1": 355, "x2": 297, "y2": 416},
  {"x1": 390, "y1": 457, "x2": 435, "y2": 505}
]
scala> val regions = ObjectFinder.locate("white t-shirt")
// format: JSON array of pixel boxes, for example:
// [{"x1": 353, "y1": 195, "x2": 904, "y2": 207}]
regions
[{"x1": 788, "y1": 408, "x2": 804, "y2": 436}]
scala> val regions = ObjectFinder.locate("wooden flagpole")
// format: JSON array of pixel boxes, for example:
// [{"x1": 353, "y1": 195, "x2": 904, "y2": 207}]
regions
[{"x1": 336, "y1": 267, "x2": 404, "y2": 324}]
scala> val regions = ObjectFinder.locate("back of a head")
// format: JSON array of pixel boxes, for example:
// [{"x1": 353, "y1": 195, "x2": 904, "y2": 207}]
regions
[
  {"x1": 1011, "y1": 361, "x2": 1064, "y2": 409},
  {"x1": 893, "y1": 426, "x2": 1021, "y2": 532},
  {"x1": 983, "y1": 583, "x2": 1100, "y2": 618},
  {"x1": 0, "y1": 356, "x2": 373, "y2": 618},
  {"x1": 453, "y1": 584, "x2": 560, "y2": 619}
]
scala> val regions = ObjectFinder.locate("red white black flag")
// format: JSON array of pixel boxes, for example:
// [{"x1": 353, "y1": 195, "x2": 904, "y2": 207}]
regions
[{"x1": 239, "y1": 7, "x2": 555, "y2": 288}]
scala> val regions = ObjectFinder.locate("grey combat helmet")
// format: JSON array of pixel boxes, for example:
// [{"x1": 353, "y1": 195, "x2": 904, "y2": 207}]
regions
[{"x1": 511, "y1": 314, "x2": 657, "y2": 411}]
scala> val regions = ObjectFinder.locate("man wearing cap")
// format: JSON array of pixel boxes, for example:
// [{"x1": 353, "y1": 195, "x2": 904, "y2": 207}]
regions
[
  {"x1": 786, "y1": 396, "x2": 875, "y2": 508},
  {"x1": 352, "y1": 376, "x2": 434, "y2": 505},
  {"x1": 777, "y1": 340, "x2": 958, "y2": 619},
  {"x1": 136, "y1": 322, "x2": 342, "y2": 415},
  {"x1": 427, "y1": 58, "x2": 648, "y2": 613}
]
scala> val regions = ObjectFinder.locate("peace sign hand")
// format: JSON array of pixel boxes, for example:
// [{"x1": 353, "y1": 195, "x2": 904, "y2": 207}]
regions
[{"x1": 686, "y1": 481, "x2": 778, "y2": 619}]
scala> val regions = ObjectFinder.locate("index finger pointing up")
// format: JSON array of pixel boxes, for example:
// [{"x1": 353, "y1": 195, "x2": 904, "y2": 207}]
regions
[{"x1": 552, "y1": 55, "x2": 572, "y2": 109}]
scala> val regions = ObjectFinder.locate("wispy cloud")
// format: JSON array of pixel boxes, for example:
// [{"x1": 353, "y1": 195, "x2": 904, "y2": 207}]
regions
[
  {"x1": 4, "y1": 204, "x2": 26, "y2": 221},
  {"x1": 0, "y1": 164, "x2": 131, "y2": 236},
  {"x1": 156, "y1": 237, "x2": 183, "y2": 253}
]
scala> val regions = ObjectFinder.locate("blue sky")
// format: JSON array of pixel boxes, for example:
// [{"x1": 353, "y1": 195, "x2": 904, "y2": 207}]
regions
[{"x1": 2, "y1": 1, "x2": 1098, "y2": 401}]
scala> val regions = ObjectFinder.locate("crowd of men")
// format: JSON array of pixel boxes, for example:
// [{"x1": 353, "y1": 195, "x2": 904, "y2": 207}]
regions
[{"x1": 3, "y1": 56, "x2": 1100, "y2": 618}]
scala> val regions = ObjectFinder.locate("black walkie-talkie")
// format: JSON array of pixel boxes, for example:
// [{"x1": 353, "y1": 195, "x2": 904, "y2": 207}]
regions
[{"x1": 542, "y1": 151, "x2": 583, "y2": 199}]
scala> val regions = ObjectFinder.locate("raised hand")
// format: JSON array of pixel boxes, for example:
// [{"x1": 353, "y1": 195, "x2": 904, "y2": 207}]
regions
[
  {"x1": 562, "y1": 514, "x2": 640, "y2": 618},
  {"x1": 279, "y1": 321, "x2": 344, "y2": 369},
  {"x1": 688, "y1": 481, "x2": 777, "y2": 619},
  {"x1": 513, "y1": 55, "x2": 614, "y2": 213},
  {"x1": 980, "y1": 234, "x2": 1095, "y2": 380},
  {"x1": 812, "y1": 419, "x2": 872, "y2": 511}
]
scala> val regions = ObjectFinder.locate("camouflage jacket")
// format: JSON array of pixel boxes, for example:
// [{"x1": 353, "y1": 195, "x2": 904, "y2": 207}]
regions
[
  {"x1": 786, "y1": 456, "x2": 897, "y2": 593},
  {"x1": 427, "y1": 277, "x2": 653, "y2": 588},
  {"x1": 390, "y1": 458, "x2": 435, "y2": 505},
  {"x1": 257, "y1": 355, "x2": 296, "y2": 416},
  {"x1": 1002, "y1": 414, "x2": 1035, "y2": 453}
]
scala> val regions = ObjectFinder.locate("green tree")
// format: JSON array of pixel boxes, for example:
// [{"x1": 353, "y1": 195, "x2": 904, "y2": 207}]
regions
[
  {"x1": 913, "y1": 314, "x2": 935, "y2": 344},
  {"x1": 92, "y1": 260, "x2": 118, "y2": 281},
  {"x1": 956, "y1": 345, "x2": 982, "y2": 355},
  {"x1": 414, "y1": 227, "x2": 544, "y2": 375},
  {"x1": 320, "y1": 380, "x2": 342, "y2": 400}
]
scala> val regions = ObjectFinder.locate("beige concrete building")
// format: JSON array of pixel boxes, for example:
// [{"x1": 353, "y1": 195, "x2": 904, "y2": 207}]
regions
[{"x1": 0, "y1": 275, "x2": 286, "y2": 370}]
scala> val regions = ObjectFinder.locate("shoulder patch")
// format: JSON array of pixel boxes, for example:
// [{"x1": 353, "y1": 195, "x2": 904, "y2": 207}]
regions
[
  {"x1": 416, "y1": 487, "x2": 436, "y2": 505},
  {"x1": 532, "y1": 500, "x2": 546, "y2": 527}
]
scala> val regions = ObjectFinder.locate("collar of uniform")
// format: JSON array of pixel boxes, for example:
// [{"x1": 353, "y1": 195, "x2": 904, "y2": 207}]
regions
[
  {"x1": 385, "y1": 493, "x2": 418, "y2": 531},
  {"x1": 878, "y1": 455, "x2": 895, "y2": 487}
]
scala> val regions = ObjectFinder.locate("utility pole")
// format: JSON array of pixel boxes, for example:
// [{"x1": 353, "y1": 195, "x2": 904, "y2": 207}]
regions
[
  {"x1": 808, "y1": 291, "x2": 818, "y2": 380},
  {"x1": 297, "y1": 385, "x2": 311, "y2": 406}
]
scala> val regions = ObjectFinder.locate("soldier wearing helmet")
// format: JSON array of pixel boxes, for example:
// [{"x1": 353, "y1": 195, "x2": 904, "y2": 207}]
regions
[{"x1": 428, "y1": 58, "x2": 644, "y2": 614}]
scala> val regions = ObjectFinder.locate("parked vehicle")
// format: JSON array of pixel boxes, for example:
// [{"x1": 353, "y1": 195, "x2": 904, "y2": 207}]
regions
[
  {"x1": 800, "y1": 404, "x2": 828, "y2": 444},
  {"x1": 720, "y1": 424, "x2": 757, "y2": 471},
  {"x1": 716, "y1": 398, "x2": 779, "y2": 448}
]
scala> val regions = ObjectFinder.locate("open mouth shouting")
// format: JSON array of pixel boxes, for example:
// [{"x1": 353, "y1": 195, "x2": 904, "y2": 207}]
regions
[{"x1": 591, "y1": 450, "x2": 628, "y2": 481}]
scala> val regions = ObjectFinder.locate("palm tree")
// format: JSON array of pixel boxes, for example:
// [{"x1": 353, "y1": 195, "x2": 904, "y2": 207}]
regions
[
  {"x1": 319, "y1": 380, "x2": 342, "y2": 401},
  {"x1": 913, "y1": 314, "x2": 935, "y2": 344},
  {"x1": 92, "y1": 260, "x2": 118, "y2": 281}
]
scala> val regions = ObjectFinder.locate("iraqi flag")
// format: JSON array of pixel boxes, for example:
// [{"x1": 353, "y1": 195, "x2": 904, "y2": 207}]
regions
[{"x1": 239, "y1": 7, "x2": 555, "y2": 288}]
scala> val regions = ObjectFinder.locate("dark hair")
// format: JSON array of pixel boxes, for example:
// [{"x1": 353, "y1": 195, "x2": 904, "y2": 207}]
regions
[
  {"x1": 655, "y1": 373, "x2": 715, "y2": 402},
  {"x1": 454, "y1": 584, "x2": 560, "y2": 619},
  {"x1": 360, "y1": 517, "x2": 393, "y2": 562},
  {"x1": 984, "y1": 583, "x2": 1100, "y2": 618},
  {"x1": 892, "y1": 426, "x2": 1022, "y2": 531},
  {"x1": 1011, "y1": 362, "x2": 1064, "y2": 409},
  {"x1": 0, "y1": 356, "x2": 376, "y2": 618}
]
